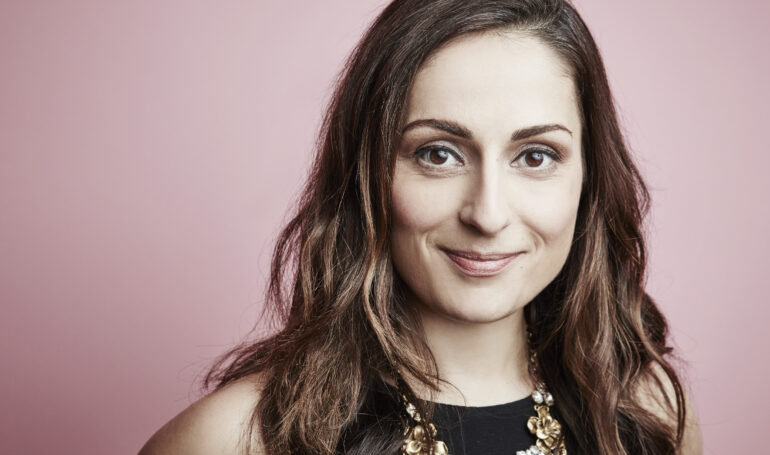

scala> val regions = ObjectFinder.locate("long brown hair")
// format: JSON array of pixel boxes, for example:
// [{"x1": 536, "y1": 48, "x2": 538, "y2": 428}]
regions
[{"x1": 204, "y1": 1, "x2": 686, "y2": 453}]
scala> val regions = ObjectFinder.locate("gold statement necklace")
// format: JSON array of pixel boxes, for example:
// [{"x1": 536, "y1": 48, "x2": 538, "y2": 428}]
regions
[{"x1": 398, "y1": 345, "x2": 567, "y2": 455}]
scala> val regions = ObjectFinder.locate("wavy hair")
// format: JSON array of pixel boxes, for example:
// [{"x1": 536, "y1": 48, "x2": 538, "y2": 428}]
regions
[{"x1": 204, "y1": 1, "x2": 686, "y2": 453}]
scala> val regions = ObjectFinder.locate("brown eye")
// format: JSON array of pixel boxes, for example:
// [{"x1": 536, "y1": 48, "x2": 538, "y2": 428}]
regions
[
  {"x1": 428, "y1": 149, "x2": 450, "y2": 165},
  {"x1": 414, "y1": 145, "x2": 462, "y2": 168},
  {"x1": 524, "y1": 151, "x2": 545, "y2": 167},
  {"x1": 517, "y1": 147, "x2": 559, "y2": 169}
]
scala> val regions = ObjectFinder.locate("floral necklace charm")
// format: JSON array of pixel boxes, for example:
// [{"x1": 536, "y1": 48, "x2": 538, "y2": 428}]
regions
[
  {"x1": 519, "y1": 384, "x2": 567, "y2": 455},
  {"x1": 399, "y1": 393, "x2": 449, "y2": 455}
]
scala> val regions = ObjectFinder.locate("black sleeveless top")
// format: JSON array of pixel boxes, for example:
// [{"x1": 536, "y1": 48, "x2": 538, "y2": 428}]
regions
[
  {"x1": 341, "y1": 379, "x2": 647, "y2": 454},
  {"x1": 432, "y1": 395, "x2": 538, "y2": 454},
  {"x1": 381, "y1": 381, "x2": 538, "y2": 455}
]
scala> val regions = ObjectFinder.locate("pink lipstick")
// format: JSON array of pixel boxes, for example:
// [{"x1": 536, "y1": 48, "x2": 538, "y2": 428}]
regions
[{"x1": 441, "y1": 248, "x2": 522, "y2": 277}]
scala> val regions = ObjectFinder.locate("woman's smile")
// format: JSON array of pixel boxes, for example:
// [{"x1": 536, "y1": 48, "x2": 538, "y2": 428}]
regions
[{"x1": 440, "y1": 247, "x2": 525, "y2": 277}]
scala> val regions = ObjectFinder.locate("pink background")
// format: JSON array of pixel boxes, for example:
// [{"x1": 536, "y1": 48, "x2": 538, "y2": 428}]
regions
[{"x1": 1, "y1": 1, "x2": 767, "y2": 453}]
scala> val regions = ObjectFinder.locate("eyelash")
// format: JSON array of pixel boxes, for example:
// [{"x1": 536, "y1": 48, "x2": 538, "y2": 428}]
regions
[{"x1": 413, "y1": 144, "x2": 562, "y2": 170}]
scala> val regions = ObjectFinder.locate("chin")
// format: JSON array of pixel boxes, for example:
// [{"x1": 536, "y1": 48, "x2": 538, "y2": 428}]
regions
[{"x1": 430, "y1": 294, "x2": 526, "y2": 324}]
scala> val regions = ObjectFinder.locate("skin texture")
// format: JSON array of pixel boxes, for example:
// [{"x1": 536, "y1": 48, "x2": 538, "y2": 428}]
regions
[
  {"x1": 391, "y1": 31, "x2": 584, "y2": 405},
  {"x1": 137, "y1": 374, "x2": 265, "y2": 455}
]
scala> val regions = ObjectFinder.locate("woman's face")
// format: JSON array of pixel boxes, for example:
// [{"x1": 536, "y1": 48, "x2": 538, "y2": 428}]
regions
[{"x1": 391, "y1": 31, "x2": 583, "y2": 324}]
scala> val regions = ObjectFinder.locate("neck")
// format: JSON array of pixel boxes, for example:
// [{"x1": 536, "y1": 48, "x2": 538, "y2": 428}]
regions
[{"x1": 408, "y1": 302, "x2": 534, "y2": 407}]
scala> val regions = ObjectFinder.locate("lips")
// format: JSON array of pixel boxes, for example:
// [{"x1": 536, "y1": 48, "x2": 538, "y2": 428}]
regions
[{"x1": 440, "y1": 248, "x2": 523, "y2": 277}]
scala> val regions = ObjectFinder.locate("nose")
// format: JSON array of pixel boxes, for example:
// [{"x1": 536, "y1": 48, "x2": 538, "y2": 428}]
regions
[{"x1": 458, "y1": 164, "x2": 512, "y2": 236}]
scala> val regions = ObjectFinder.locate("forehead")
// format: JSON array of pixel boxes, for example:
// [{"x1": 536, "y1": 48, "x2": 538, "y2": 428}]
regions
[{"x1": 405, "y1": 31, "x2": 580, "y2": 135}]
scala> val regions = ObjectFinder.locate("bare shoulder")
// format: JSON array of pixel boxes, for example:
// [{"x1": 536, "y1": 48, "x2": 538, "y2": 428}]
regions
[
  {"x1": 635, "y1": 362, "x2": 703, "y2": 455},
  {"x1": 138, "y1": 373, "x2": 267, "y2": 455}
]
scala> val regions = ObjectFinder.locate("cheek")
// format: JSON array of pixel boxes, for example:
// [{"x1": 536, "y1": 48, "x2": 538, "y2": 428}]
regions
[
  {"x1": 391, "y1": 188, "x2": 430, "y2": 233},
  {"x1": 518, "y1": 176, "x2": 582, "y2": 249},
  {"x1": 390, "y1": 171, "x2": 456, "y2": 233},
  {"x1": 390, "y1": 168, "x2": 460, "y2": 281}
]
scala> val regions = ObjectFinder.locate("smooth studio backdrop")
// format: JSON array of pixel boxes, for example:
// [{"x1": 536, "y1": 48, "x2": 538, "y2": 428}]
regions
[{"x1": 1, "y1": 1, "x2": 767, "y2": 453}]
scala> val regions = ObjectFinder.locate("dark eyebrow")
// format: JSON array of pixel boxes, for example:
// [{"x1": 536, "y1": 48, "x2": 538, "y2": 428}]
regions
[
  {"x1": 511, "y1": 123, "x2": 573, "y2": 141},
  {"x1": 401, "y1": 119, "x2": 473, "y2": 139},
  {"x1": 400, "y1": 118, "x2": 573, "y2": 141}
]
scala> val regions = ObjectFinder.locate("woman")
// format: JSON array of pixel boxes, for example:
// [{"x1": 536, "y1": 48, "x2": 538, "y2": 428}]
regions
[{"x1": 140, "y1": 0, "x2": 702, "y2": 454}]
